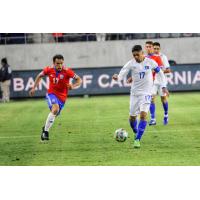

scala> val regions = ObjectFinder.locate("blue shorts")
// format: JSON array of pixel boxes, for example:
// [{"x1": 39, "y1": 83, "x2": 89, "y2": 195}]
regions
[{"x1": 46, "y1": 93, "x2": 65, "y2": 115}]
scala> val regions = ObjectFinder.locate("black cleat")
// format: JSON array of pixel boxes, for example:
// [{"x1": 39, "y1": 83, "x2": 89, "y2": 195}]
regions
[{"x1": 41, "y1": 126, "x2": 49, "y2": 141}]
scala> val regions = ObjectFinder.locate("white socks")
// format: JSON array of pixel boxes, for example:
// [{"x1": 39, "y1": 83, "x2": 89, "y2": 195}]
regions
[{"x1": 44, "y1": 112, "x2": 56, "y2": 131}]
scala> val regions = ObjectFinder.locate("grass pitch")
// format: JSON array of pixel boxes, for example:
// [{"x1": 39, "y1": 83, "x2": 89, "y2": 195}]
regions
[{"x1": 0, "y1": 92, "x2": 200, "y2": 166}]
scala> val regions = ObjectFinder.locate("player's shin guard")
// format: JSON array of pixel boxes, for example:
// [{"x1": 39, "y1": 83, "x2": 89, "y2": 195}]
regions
[
  {"x1": 129, "y1": 119, "x2": 138, "y2": 134},
  {"x1": 162, "y1": 101, "x2": 168, "y2": 115},
  {"x1": 136, "y1": 120, "x2": 147, "y2": 140},
  {"x1": 150, "y1": 103, "x2": 156, "y2": 119},
  {"x1": 44, "y1": 112, "x2": 56, "y2": 131}
]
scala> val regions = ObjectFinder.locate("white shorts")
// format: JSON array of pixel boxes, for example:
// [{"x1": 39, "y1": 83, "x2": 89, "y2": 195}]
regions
[
  {"x1": 129, "y1": 94, "x2": 152, "y2": 116},
  {"x1": 152, "y1": 84, "x2": 166, "y2": 96}
]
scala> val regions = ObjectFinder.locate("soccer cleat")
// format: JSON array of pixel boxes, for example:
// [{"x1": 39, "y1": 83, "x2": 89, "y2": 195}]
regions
[
  {"x1": 133, "y1": 139, "x2": 141, "y2": 148},
  {"x1": 149, "y1": 119, "x2": 156, "y2": 126},
  {"x1": 41, "y1": 126, "x2": 49, "y2": 141},
  {"x1": 163, "y1": 116, "x2": 168, "y2": 125}
]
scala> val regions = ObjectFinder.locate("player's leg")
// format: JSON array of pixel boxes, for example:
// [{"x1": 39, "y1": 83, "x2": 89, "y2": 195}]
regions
[
  {"x1": 149, "y1": 95, "x2": 156, "y2": 125},
  {"x1": 134, "y1": 112, "x2": 148, "y2": 148},
  {"x1": 161, "y1": 95, "x2": 168, "y2": 125},
  {"x1": 44, "y1": 104, "x2": 59, "y2": 132},
  {"x1": 129, "y1": 115, "x2": 138, "y2": 137},
  {"x1": 42, "y1": 94, "x2": 62, "y2": 140},
  {"x1": 134, "y1": 95, "x2": 151, "y2": 148},
  {"x1": 129, "y1": 94, "x2": 139, "y2": 137},
  {"x1": 149, "y1": 84, "x2": 157, "y2": 126},
  {"x1": 158, "y1": 85, "x2": 169, "y2": 125}
]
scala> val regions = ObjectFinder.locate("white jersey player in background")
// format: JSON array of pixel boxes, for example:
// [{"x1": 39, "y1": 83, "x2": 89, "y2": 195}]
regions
[
  {"x1": 150, "y1": 42, "x2": 171, "y2": 126},
  {"x1": 112, "y1": 45, "x2": 169, "y2": 148}
]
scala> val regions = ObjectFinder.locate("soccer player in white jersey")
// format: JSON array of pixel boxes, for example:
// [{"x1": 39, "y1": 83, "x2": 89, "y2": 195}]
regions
[
  {"x1": 112, "y1": 45, "x2": 169, "y2": 148},
  {"x1": 151, "y1": 42, "x2": 171, "y2": 125}
]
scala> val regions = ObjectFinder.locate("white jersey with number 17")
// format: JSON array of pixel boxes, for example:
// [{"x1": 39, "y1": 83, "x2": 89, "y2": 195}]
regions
[{"x1": 118, "y1": 57, "x2": 166, "y2": 96}]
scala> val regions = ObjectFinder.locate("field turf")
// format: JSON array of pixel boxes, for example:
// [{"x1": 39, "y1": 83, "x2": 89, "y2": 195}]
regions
[{"x1": 0, "y1": 92, "x2": 200, "y2": 166}]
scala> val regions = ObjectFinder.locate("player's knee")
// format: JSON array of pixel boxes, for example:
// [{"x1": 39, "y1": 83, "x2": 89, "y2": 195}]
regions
[
  {"x1": 151, "y1": 96, "x2": 156, "y2": 103},
  {"x1": 140, "y1": 112, "x2": 147, "y2": 120},
  {"x1": 129, "y1": 115, "x2": 137, "y2": 121},
  {"x1": 52, "y1": 105, "x2": 59, "y2": 115},
  {"x1": 161, "y1": 96, "x2": 167, "y2": 103}
]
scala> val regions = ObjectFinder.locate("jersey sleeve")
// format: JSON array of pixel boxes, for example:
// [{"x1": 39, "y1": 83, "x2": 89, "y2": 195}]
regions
[
  {"x1": 41, "y1": 66, "x2": 50, "y2": 76},
  {"x1": 150, "y1": 59, "x2": 158, "y2": 70},
  {"x1": 67, "y1": 68, "x2": 76, "y2": 79},
  {"x1": 162, "y1": 54, "x2": 170, "y2": 69},
  {"x1": 118, "y1": 60, "x2": 132, "y2": 81}
]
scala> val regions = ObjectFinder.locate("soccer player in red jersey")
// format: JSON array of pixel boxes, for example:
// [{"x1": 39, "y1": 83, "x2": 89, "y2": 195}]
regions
[
  {"x1": 145, "y1": 41, "x2": 166, "y2": 126},
  {"x1": 29, "y1": 54, "x2": 82, "y2": 141},
  {"x1": 153, "y1": 42, "x2": 171, "y2": 125}
]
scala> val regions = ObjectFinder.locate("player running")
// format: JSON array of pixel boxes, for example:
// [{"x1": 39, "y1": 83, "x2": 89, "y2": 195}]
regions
[
  {"x1": 112, "y1": 45, "x2": 169, "y2": 148},
  {"x1": 145, "y1": 41, "x2": 165, "y2": 126},
  {"x1": 29, "y1": 54, "x2": 82, "y2": 141},
  {"x1": 152, "y1": 42, "x2": 171, "y2": 125}
]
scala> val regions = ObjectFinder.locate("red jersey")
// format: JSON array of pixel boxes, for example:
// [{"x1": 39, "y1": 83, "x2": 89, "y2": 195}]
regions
[
  {"x1": 146, "y1": 54, "x2": 163, "y2": 80},
  {"x1": 42, "y1": 66, "x2": 75, "y2": 102}
]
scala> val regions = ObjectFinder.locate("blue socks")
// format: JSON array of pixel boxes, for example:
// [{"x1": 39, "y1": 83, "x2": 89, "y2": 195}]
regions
[
  {"x1": 129, "y1": 118, "x2": 147, "y2": 140},
  {"x1": 129, "y1": 119, "x2": 138, "y2": 133},
  {"x1": 150, "y1": 103, "x2": 156, "y2": 119},
  {"x1": 150, "y1": 101, "x2": 168, "y2": 118},
  {"x1": 162, "y1": 101, "x2": 168, "y2": 115},
  {"x1": 136, "y1": 120, "x2": 147, "y2": 140}
]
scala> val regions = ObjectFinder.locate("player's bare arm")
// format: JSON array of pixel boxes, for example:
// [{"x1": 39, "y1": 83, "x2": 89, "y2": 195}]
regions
[
  {"x1": 68, "y1": 75, "x2": 82, "y2": 90},
  {"x1": 29, "y1": 72, "x2": 44, "y2": 96}
]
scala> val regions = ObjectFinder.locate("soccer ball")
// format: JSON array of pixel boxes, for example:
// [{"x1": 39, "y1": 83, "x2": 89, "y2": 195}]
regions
[{"x1": 114, "y1": 128, "x2": 128, "y2": 142}]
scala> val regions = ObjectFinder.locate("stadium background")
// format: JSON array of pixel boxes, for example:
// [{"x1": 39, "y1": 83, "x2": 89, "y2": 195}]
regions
[
  {"x1": 1, "y1": 33, "x2": 200, "y2": 98},
  {"x1": 0, "y1": 33, "x2": 200, "y2": 166}
]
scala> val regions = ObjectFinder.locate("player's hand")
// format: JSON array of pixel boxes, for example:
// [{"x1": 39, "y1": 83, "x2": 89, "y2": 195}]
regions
[
  {"x1": 162, "y1": 87, "x2": 169, "y2": 97},
  {"x1": 112, "y1": 74, "x2": 118, "y2": 81},
  {"x1": 127, "y1": 77, "x2": 133, "y2": 84},
  {"x1": 67, "y1": 84, "x2": 74, "y2": 90},
  {"x1": 29, "y1": 87, "x2": 35, "y2": 97}
]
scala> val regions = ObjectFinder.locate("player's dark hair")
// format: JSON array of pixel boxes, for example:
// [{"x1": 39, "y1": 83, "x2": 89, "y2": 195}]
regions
[
  {"x1": 1, "y1": 57, "x2": 7, "y2": 65},
  {"x1": 132, "y1": 45, "x2": 142, "y2": 52},
  {"x1": 145, "y1": 41, "x2": 154, "y2": 45},
  {"x1": 53, "y1": 54, "x2": 64, "y2": 62},
  {"x1": 153, "y1": 42, "x2": 160, "y2": 47}
]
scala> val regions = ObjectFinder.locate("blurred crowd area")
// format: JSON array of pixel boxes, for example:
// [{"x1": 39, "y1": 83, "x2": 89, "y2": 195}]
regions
[{"x1": 0, "y1": 33, "x2": 199, "y2": 44}]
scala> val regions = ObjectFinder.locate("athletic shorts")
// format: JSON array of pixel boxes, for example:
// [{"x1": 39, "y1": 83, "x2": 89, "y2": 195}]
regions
[
  {"x1": 152, "y1": 84, "x2": 166, "y2": 96},
  {"x1": 46, "y1": 93, "x2": 65, "y2": 115},
  {"x1": 129, "y1": 94, "x2": 152, "y2": 116}
]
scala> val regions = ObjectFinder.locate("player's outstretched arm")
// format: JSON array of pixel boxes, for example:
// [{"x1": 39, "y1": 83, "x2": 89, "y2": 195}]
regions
[
  {"x1": 112, "y1": 61, "x2": 132, "y2": 82},
  {"x1": 29, "y1": 72, "x2": 44, "y2": 96},
  {"x1": 68, "y1": 75, "x2": 82, "y2": 90}
]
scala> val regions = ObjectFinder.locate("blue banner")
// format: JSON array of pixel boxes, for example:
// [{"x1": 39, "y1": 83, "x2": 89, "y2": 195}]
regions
[{"x1": 10, "y1": 64, "x2": 200, "y2": 98}]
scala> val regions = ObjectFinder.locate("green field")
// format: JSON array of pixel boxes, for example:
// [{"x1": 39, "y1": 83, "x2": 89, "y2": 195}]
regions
[{"x1": 0, "y1": 92, "x2": 200, "y2": 166}]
